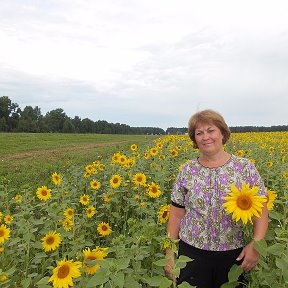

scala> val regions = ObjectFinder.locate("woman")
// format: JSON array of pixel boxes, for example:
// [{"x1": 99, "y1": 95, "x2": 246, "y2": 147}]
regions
[{"x1": 164, "y1": 110, "x2": 268, "y2": 288}]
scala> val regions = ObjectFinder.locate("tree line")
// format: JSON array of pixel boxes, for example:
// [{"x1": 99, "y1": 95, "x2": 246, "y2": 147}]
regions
[
  {"x1": 1, "y1": 96, "x2": 287, "y2": 134},
  {"x1": 165, "y1": 124, "x2": 288, "y2": 135},
  {"x1": 0, "y1": 96, "x2": 165, "y2": 135}
]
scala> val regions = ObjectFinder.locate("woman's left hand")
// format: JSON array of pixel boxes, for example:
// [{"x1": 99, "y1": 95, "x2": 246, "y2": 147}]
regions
[{"x1": 236, "y1": 241, "x2": 259, "y2": 272}]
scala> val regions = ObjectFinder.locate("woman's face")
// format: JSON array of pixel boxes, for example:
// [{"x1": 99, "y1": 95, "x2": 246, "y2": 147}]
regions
[{"x1": 194, "y1": 122, "x2": 224, "y2": 155}]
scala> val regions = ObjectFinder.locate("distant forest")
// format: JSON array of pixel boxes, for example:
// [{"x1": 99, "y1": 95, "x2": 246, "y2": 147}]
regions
[{"x1": 1, "y1": 96, "x2": 287, "y2": 134}]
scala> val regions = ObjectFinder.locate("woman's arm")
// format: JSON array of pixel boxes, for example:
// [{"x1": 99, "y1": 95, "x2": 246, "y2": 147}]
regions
[
  {"x1": 237, "y1": 203, "x2": 269, "y2": 272},
  {"x1": 164, "y1": 205, "x2": 185, "y2": 280}
]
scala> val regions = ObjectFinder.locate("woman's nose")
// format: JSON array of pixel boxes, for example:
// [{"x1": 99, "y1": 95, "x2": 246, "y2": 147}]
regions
[{"x1": 202, "y1": 131, "x2": 209, "y2": 139}]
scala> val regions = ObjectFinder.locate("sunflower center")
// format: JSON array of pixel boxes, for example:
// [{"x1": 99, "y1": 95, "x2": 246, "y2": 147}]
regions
[
  {"x1": 88, "y1": 255, "x2": 96, "y2": 260},
  {"x1": 41, "y1": 190, "x2": 47, "y2": 196},
  {"x1": 151, "y1": 187, "x2": 157, "y2": 193},
  {"x1": 236, "y1": 195, "x2": 252, "y2": 210},
  {"x1": 137, "y1": 177, "x2": 142, "y2": 182},
  {"x1": 102, "y1": 225, "x2": 107, "y2": 231},
  {"x1": 162, "y1": 211, "x2": 168, "y2": 218},
  {"x1": 57, "y1": 264, "x2": 70, "y2": 279},
  {"x1": 46, "y1": 236, "x2": 55, "y2": 245},
  {"x1": 0, "y1": 230, "x2": 4, "y2": 237},
  {"x1": 113, "y1": 178, "x2": 119, "y2": 184}
]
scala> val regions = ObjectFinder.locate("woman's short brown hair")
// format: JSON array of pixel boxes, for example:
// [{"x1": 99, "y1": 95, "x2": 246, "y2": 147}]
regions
[{"x1": 188, "y1": 109, "x2": 231, "y2": 148}]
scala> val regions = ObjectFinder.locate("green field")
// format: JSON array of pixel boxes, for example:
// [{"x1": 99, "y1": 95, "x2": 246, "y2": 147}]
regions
[{"x1": 0, "y1": 133, "x2": 158, "y2": 189}]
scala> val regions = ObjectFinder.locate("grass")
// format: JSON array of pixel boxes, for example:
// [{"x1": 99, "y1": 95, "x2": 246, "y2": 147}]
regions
[{"x1": 0, "y1": 133, "x2": 158, "y2": 190}]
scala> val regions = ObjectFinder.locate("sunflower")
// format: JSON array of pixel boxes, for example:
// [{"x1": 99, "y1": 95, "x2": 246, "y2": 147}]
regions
[
  {"x1": 62, "y1": 218, "x2": 74, "y2": 232},
  {"x1": 147, "y1": 182, "x2": 161, "y2": 198},
  {"x1": 170, "y1": 150, "x2": 178, "y2": 157},
  {"x1": 158, "y1": 205, "x2": 170, "y2": 224},
  {"x1": 110, "y1": 175, "x2": 122, "y2": 189},
  {"x1": 14, "y1": 194, "x2": 22, "y2": 203},
  {"x1": 103, "y1": 193, "x2": 114, "y2": 203},
  {"x1": 156, "y1": 142, "x2": 163, "y2": 149},
  {"x1": 42, "y1": 231, "x2": 62, "y2": 252},
  {"x1": 236, "y1": 150, "x2": 245, "y2": 157},
  {"x1": 0, "y1": 274, "x2": 8, "y2": 282},
  {"x1": 130, "y1": 144, "x2": 138, "y2": 151},
  {"x1": 79, "y1": 194, "x2": 90, "y2": 206},
  {"x1": 83, "y1": 172, "x2": 91, "y2": 178},
  {"x1": 161, "y1": 237, "x2": 175, "y2": 250},
  {"x1": 133, "y1": 173, "x2": 147, "y2": 187},
  {"x1": 63, "y1": 208, "x2": 74, "y2": 219},
  {"x1": 125, "y1": 157, "x2": 136, "y2": 168},
  {"x1": 4, "y1": 215, "x2": 13, "y2": 225},
  {"x1": 144, "y1": 152, "x2": 150, "y2": 160},
  {"x1": 111, "y1": 152, "x2": 121, "y2": 163},
  {"x1": 0, "y1": 246, "x2": 4, "y2": 253},
  {"x1": 119, "y1": 154, "x2": 127, "y2": 165},
  {"x1": 52, "y1": 172, "x2": 62, "y2": 186},
  {"x1": 49, "y1": 258, "x2": 82, "y2": 288},
  {"x1": 266, "y1": 161, "x2": 273, "y2": 168},
  {"x1": 86, "y1": 206, "x2": 96, "y2": 218},
  {"x1": 97, "y1": 222, "x2": 112, "y2": 236},
  {"x1": 36, "y1": 186, "x2": 52, "y2": 201},
  {"x1": 158, "y1": 155, "x2": 165, "y2": 161},
  {"x1": 85, "y1": 164, "x2": 94, "y2": 173},
  {"x1": 82, "y1": 247, "x2": 108, "y2": 275},
  {"x1": 150, "y1": 147, "x2": 158, "y2": 157},
  {"x1": 91, "y1": 160, "x2": 98, "y2": 167},
  {"x1": 98, "y1": 163, "x2": 105, "y2": 171},
  {"x1": 223, "y1": 183, "x2": 266, "y2": 224},
  {"x1": 269, "y1": 146, "x2": 275, "y2": 153},
  {"x1": 0, "y1": 224, "x2": 11, "y2": 244},
  {"x1": 90, "y1": 179, "x2": 101, "y2": 190},
  {"x1": 266, "y1": 189, "x2": 277, "y2": 210}
]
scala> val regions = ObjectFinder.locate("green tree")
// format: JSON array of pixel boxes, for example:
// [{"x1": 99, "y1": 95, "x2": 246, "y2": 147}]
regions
[
  {"x1": 82, "y1": 118, "x2": 95, "y2": 133},
  {"x1": 0, "y1": 96, "x2": 20, "y2": 131},
  {"x1": 43, "y1": 108, "x2": 67, "y2": 132},
  {"x1": 63, "y1": 118, "x2": 75, "y2": 133},
  {"x1": 18, "y1": 105, "x2": 43, "y2": 132}
]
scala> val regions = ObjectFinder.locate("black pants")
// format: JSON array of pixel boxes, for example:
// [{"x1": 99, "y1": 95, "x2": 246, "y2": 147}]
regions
[{"x1": 177, "y1": 240, "x2": 245, "y2": 288}]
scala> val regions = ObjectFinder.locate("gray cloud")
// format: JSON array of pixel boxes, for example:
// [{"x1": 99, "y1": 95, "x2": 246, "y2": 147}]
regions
[{"x1": 0, "y1": 0, "x2": 288, "y2": 130}]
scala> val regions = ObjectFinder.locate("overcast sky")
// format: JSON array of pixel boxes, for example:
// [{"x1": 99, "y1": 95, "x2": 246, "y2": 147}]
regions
[{"x1": 1, "y1": 0, "x2": 288, "y2": 130}]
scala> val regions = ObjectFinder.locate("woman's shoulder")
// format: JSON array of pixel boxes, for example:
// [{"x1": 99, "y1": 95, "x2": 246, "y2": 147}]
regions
[{"x1": 179, "y1": 158, "x2": 199, "y2": 171}]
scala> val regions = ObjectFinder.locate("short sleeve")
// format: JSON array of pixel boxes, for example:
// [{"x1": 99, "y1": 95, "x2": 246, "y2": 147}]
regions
[{"x1": 171, "y1": 168, "x2": 188, "y2": 207}]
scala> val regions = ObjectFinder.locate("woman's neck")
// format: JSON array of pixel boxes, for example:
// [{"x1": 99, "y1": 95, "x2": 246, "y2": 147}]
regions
[{"x1": 198, "y1": 150, "x2": 230, "y2": 168}]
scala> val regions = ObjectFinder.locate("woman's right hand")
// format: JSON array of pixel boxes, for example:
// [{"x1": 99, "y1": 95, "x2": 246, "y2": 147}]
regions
[{"x1": 164, "y1": 251, "x2": 176, "y2": 282}]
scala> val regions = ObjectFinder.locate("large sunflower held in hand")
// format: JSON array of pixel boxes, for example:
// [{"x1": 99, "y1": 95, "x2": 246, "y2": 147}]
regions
[{"x1": 223, "y1": 183, "x2": 266, "y2": 224}]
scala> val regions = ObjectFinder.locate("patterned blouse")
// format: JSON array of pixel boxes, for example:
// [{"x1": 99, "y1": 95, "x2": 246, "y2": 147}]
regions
[{"x1": 171, "y1": 154, "x2": 266, "y2": 251}]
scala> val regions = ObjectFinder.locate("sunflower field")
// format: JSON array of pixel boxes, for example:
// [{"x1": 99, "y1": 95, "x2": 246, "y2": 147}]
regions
[{"x1": 0, "y1": 132, "x2": 287, "y2": 288}]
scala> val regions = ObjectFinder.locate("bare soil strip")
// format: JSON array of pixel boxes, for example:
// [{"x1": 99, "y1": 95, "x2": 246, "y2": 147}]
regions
[{"x1": 1, "y1": 141, "x2": 127, "y2": 162}]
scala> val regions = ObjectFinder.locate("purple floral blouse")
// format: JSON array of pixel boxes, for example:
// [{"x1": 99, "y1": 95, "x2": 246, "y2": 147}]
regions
[{"x1": 171, "y1": 154, "x2": 266, "y2": 251}]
